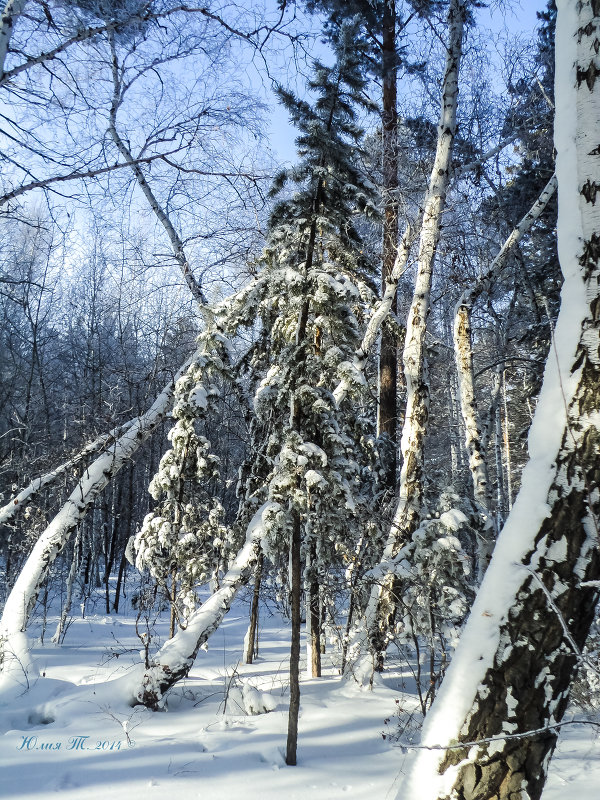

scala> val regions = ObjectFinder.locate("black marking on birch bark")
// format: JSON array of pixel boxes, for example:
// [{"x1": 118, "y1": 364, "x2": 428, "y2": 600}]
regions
[
  {"x1": 582, "y1": 179, "x2": 600, "y2": 204},
  {"x1": 577, "y1": 62, "x2": 600, "y2": 91},
  {"x1": 579, "y1": 233, "x2": 600, "y2": 279},
  {"x1": 579, "y1": 21, "x2": 597, "y2": 39}
]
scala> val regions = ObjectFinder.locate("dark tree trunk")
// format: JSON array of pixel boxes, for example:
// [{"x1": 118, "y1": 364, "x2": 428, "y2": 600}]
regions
[
  {"x1": 286, "y1": 511, "x2": 302, "y2": 766},
  {"x1": 104, "y1": 479, "x2": 122, "y2": 613},
  {"x1": 309, "y1": 547, "x2": 322, "y2": 677},
  {"x1": 245, "y1": 552, "x2": 263, "y2": 664},
  {"x1": 113, "y1": 551, "x2": 127, "y2": 613},
  {"x1": 378, "y1": 0, "x2": 399, "y2": 488}
]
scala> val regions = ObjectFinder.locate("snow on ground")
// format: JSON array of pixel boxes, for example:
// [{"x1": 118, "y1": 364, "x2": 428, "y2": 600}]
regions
[
  {"x1": 544, "y1": 726, "x2": 600, "y2": 799},
  {"x1": 0, "y1": 586, "x2": 598, "y2": 799},
  {"x1": 0, "y1": 588, "x2": 409, "y2": 800}
]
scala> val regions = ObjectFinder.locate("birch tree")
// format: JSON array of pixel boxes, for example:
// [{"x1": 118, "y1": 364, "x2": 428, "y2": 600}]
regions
[
  {"x1": 399, "y1": 2, "x2": 600, "y2": 797},
  {"x1": 454, "y1": 173, "x2": 557, "y2": 581},
  {"x1": 358, "y1": 0, "x2": 468, "y2": 679}
]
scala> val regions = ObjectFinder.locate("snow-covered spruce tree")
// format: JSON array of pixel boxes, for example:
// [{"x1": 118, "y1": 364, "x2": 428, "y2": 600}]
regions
[
  {"x1": 399, "y1": 2, "x2": 600, "y2": 798},
  {"x1": 248, "y1": 21, "x2": 379, "y2": 765},
  {"x1": 133, "y1": 326, "x2": 233, "y2": 638},
  {"x1": 306, "y1": 0, "x2": 414, "y2": 489}
]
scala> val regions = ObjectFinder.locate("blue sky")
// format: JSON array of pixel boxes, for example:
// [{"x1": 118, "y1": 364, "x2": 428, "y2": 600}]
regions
[{"x1": 267, "y1": 0, "x2": 549, "y2": 164}]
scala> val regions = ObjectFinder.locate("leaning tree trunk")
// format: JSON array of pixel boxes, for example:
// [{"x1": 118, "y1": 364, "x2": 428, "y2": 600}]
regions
[
  {"x1": 399, "y1": 3, "x2": 600, "y2": 798},
  {"x1": 0, "y1": 349, "x2": 200, "y2": 668},
  {"x1": 454, "y1": 174, "x2": 557, "y2": 581},
  {"x1": 358, "y1": 0, "x2": 466, "y2": 680},
  {"x1": 0, "y1": 419, "x2": 135, "y2": 526},
  {"x1": 107, "y1": 31, "x2": 208, "y2": 310},
  {"x1": 130, "y1": 503, "x2": 275, "y2": 709}
]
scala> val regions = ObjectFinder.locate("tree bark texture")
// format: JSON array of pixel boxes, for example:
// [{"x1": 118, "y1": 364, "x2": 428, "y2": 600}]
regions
[
  {"x1": 309, "y1": 541, "x2": 322, "y2": 678},
  {"x1": 399, "y1": 4, "x2": 600, "y2": 798},
  {"x1": 245, "y1": 551, "x2": 263, "y2": 664},
  {"x1": 378, "y1": 0, "x2": 399, "y2": 473},
  {"x1": 286, "y1": 511, "x2": 302, "y2": 765}
]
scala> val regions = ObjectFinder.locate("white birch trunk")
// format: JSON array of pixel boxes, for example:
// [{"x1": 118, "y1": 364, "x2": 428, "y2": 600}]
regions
[
  {"x1": 357, "y1": 0, "x2": 466, "y2": 677},
  {"x1": 399, "y1": 3, "x2": 600, "y2": 797},
  {"x1": 51, "y1": 527, "x2": 81, "y2": 644},
  {"x1": 453, "y1": 175, "x2": 557, "y2": 579}
]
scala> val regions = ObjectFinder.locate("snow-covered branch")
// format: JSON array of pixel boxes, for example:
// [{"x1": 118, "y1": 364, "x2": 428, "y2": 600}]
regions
[
  {"x1": 401, "y1": 718, "x2": 600, "y2": 753},
  {"x1": 0, "y1": 3, "x2": 294, "y2": 87},
  {"x1": 0, "y1": 418, "x2": 136, "y2": 526},
  {"x1": 452, "y1": 132, "x2": 519, "y2": 180},
  {"x1": 333, "y1": 224, "x2": 413, "y2": 406},
  {"x1": 457, "y1": 173, "x2": 557, "y2": 312}
]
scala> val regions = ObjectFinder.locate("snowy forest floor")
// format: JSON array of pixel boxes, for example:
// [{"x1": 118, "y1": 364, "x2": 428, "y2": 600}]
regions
[{"x1": 0, "y1": 584, "x2": 598, "y2": 799}]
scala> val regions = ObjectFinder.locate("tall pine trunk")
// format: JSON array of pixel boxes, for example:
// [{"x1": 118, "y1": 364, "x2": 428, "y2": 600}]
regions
[
  {"x1": 399, "y1": 3, "x2": 600, "y2": 797},
  {"x1": 378, "y1": 0, "x2": 399, "y2": 486}
]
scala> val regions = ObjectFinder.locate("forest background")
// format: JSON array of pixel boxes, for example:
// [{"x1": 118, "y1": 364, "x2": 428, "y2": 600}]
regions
[{"x1": 2, "y1": 1, "x2": 600, "y2": 799}]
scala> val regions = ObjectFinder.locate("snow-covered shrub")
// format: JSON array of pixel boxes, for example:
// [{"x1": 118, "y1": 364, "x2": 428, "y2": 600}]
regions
[
  {"x1": 386, "y1": 493, "x2": 474, "y2": 713},
  {"x1": 225, "y1": 682, "x2": 277, "y2": 716}
]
